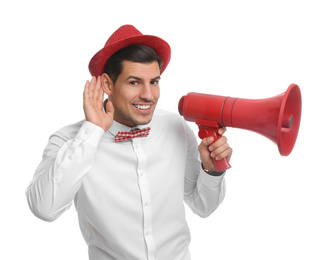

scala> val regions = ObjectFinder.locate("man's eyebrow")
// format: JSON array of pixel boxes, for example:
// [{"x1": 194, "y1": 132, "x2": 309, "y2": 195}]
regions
[
  {"x1": 126, "y1": 75, "x2": 161, "y2": 81},
  {"x1": 126, "y1": 75, "x2": 142, "y2": 81},
  {"x1": 151, "y1": 76, "x2": 161, "y2": 81}
]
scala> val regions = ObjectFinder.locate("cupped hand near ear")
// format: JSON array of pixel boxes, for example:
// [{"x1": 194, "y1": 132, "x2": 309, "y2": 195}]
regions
[{"x1": 83, "y1": 76, "x2": 115, "y2": 131}]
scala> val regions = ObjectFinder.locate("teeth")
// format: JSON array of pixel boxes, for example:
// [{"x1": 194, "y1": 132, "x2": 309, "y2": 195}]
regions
[{"x1": 135, "y1": 105, "x2": 150, "y2": 110}]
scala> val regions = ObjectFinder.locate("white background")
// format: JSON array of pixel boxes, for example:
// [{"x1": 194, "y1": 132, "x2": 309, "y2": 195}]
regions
[{"x1": 1, "y1": 0, "x2": 325, "y2": 259}]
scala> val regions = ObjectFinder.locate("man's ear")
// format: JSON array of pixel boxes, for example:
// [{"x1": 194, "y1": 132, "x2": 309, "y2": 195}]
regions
[{"x1": 101, "y1": 73, "x2": 114, "y2": 95}]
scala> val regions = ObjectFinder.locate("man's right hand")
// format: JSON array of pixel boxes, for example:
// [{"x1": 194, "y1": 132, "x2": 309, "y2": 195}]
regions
[{"x1": 83, "y1": 76, "x2": 114, "y2": 132}]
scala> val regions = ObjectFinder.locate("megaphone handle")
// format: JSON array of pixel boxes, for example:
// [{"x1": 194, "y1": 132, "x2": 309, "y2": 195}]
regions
[
  {"x1": 213, "y1": 156, "x2": 231, "y2": 172},
  {"x1": 198, "y1": 126, "x2": 232, "y2": 172}
]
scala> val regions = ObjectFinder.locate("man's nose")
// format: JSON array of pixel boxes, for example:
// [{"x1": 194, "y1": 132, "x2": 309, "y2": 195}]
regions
[{"x1": 140, "y1": 84, "x2": 154, "y2": 101}]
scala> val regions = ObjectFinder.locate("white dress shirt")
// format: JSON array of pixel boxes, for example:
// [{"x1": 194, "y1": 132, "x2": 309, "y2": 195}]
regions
[{"x1": 26, "y1": 109, "x2": 226, "y2": 260}]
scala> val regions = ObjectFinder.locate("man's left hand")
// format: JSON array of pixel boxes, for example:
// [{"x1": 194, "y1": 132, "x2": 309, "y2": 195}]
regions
[{"x1": 198, "y1": 127, "x2": 233, "y2": 172}]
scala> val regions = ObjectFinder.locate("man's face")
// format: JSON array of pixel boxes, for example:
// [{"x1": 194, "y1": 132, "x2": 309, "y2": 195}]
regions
[{"x1": 109, "y1": 60, "x2": 161, "y2": 127}]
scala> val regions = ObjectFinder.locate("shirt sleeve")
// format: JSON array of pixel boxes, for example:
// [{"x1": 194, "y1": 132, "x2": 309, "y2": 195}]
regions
[
  {"x1": 183, "y1": 121, "x2": 226, "y2": 218},
  {"x1": 25, "y1": 121, "x2": 104, "y2": 222}
]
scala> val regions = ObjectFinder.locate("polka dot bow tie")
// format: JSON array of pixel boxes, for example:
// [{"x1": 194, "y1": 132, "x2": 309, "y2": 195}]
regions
[{"x1": 115, "y1": 127, "x2": 151, "y2": 142}]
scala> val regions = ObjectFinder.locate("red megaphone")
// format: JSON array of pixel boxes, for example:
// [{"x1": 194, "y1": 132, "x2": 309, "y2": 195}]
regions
[{"x1": 178, "y1": 84, "x2": 302, "y2": 172}]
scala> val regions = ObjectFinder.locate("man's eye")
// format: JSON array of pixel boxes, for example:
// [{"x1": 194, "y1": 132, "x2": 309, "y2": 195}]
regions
[
  {"x1": 130, "y1": 81, "x2": 138, "y2": 85},
  {"x1": 151, "y1": 80, "x2": 159, "y2": 85}
]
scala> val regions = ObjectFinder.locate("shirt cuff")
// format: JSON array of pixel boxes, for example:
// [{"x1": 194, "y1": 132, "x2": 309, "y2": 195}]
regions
[
  {"x1": 201, "y1": 163, "x2": 225, "y2": 176},
  {"x1": 199, "y1": 167, "x2": 225, "y2": 187},
  {"x1": 75, "y1": 121, "x2": 105, "y2": 149}
]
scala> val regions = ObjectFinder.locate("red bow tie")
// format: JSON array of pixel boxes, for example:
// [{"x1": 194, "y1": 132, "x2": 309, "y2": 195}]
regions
[{"x1": 115, "y1": 127, "x2": 151, "y2": 142}]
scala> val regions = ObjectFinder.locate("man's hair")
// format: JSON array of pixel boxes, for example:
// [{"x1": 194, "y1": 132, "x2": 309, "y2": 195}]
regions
[{"x1": 103, "y1": 44, "x2": 163, "y2": 84}]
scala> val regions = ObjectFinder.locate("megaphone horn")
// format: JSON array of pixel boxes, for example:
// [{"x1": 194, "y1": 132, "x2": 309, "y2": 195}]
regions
[{"x1": 178, "y1": 84, "x2": 302, "y2": 171}]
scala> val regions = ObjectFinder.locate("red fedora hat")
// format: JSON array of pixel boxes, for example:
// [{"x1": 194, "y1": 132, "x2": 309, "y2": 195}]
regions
[{"x1": 89, "y1": 25, "x2": 171, "y2": 77}]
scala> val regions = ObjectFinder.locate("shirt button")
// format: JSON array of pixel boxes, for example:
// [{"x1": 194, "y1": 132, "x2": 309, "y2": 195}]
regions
[
  {"x1": 139, "y1": 171, "x2": 144, "y2": 176},
  {"x1": 67, "y1": 154, "x2": 72, "y2": 160},
  {"x1": 144, "y1": 202, "x2": 149, "y2": 206},
  {"x1": 145, "y1": 231, "x2": 150, "y2": 236},
  {"x1": 135, "y1": 144, "x2": 139, "y2": 149},
  {"x1": 85, "y1": 129, "x2": 89, "y2": 135}
]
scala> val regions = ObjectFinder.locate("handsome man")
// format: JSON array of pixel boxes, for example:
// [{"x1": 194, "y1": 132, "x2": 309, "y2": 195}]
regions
[{"x1": 26, "y1": 25, "x2": 232, "y2": 260}]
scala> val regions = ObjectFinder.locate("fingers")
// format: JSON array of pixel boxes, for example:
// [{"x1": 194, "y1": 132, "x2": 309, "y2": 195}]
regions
[
  {"x1": 83, "y1": 78, "x2": 91, "y2": 100},
  {"x1": 84, "y1": 76, "x2": 104, "y2": 106},
  {"x1": 208, "y1": 136, "x2": 232, "y2": 161},
  {"x1": 199, "y1": 134, "x2": 233, "y2": 163},
  {"x1": 94, "y1": 76, "x2": 104, "y2": 102},
  {"x1": 88, "y1": 76, "x2": 103, "y2": 101},
  {"x1": 84, "y1": 76, "x2": 95, "y2": 101},
  {"x1": 198, "y1": 137, "x2": 214, "y2": 157},
  {"x1": 218, "y1": 127, "x2": 226, "y2": 136},
  {"x1": 87, "y1": 76, "x2": 95, "y2": 99},
  {"x1": 105, "y1": 100, "x2": 115, "y2": 115}
]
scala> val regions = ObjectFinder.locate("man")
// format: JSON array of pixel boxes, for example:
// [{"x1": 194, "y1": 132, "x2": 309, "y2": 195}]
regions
[{"x1": 26, "y1": 25, "x2": 232, "y2": 260}]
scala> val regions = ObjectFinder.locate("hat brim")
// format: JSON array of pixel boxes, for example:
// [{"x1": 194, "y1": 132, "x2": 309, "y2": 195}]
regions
[{"x1": 88, "y1": 35, "x2": 171, "y2": 77}]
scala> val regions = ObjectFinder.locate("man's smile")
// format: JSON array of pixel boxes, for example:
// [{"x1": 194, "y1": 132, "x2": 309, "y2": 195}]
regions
[
  {"x1": 133, "y1": 104, "x2": 151, "y2": 110},
  {"x1": 132, "y1": 102, "x2": 154, "y2": 114}
]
